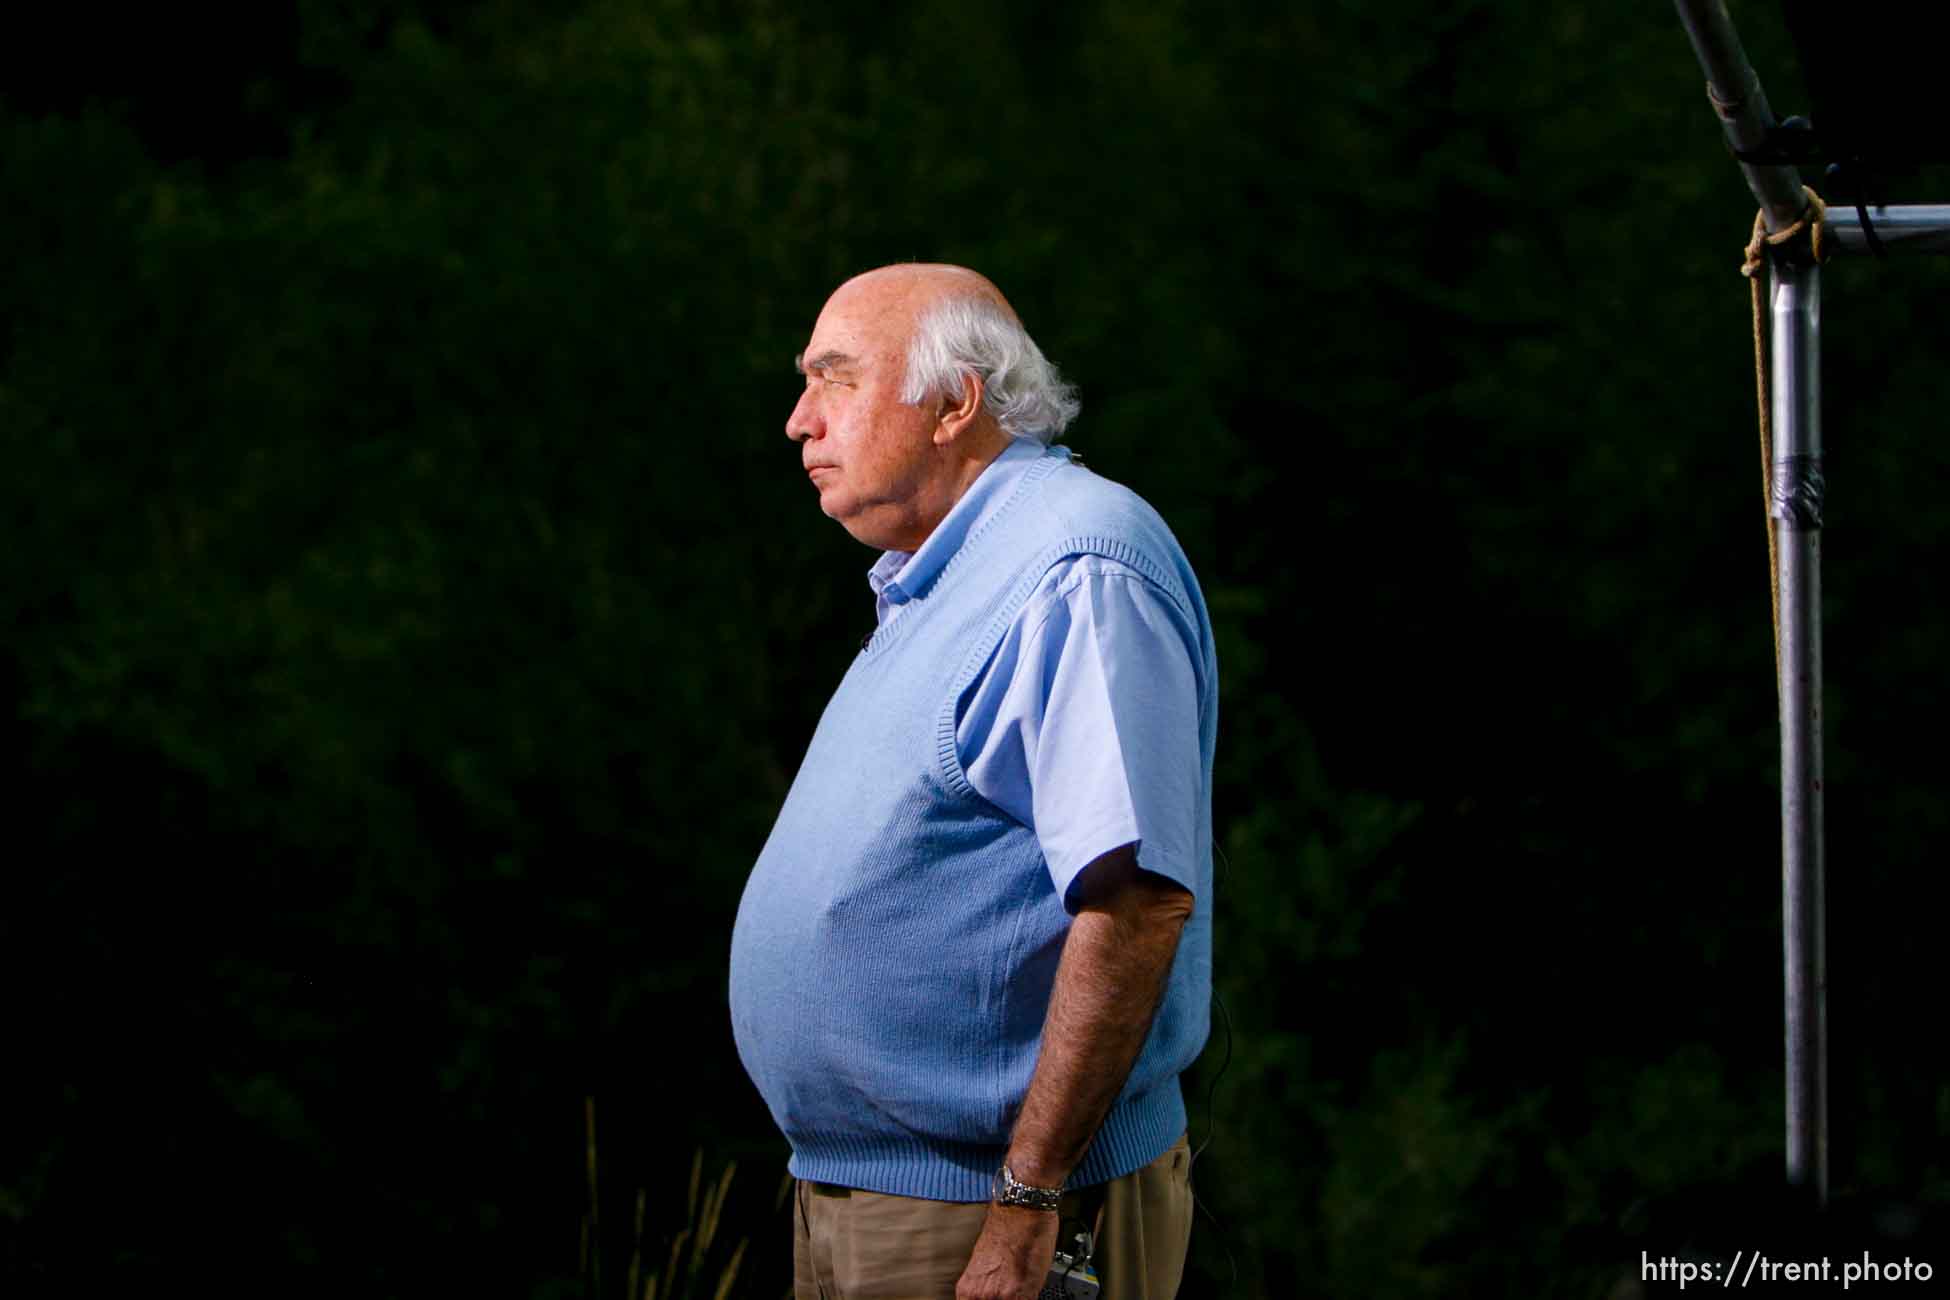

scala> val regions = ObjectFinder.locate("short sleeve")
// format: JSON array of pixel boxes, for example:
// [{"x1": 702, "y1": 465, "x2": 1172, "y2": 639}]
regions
[{"x1": 957, "y1": 554, "x2": 1205, "y2": 910}]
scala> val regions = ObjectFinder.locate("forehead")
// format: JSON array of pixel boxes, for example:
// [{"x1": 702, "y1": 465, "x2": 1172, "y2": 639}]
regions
[{"x1": 805, "y1": 279, "x2": 920, "y2": 368}]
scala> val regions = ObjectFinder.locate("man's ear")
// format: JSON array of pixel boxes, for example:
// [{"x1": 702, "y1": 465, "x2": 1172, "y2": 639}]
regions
[{"x1": 932, "y1": 369, "x2": 985, "y2": 445}]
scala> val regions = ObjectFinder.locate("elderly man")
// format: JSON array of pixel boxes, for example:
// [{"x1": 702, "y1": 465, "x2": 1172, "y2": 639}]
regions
[{"x1": 729, "y1": 265, "x2": 1217, "y2": 1300}]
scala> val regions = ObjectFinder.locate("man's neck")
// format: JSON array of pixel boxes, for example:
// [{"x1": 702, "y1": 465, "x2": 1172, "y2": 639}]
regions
[{"x1": 889, "y1": 432, "x2": 1014, "y2": 552}]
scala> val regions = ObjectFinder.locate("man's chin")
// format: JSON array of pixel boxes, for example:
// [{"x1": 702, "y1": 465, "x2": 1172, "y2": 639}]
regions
[
  {"x1": 831, "y1": 508, "x2": 902, "y2": 551},
  {"x1": 818, "y1": 496, "x2": 860, "y2": 532},
  {"x1": 837, "y1": 520, "x2": 884, "y2": 548}
]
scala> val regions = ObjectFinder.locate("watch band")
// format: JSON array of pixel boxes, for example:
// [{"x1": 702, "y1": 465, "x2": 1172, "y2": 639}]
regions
[{"x1": 992, "y1": 1162, "x2": 1064, "y2": 1212}]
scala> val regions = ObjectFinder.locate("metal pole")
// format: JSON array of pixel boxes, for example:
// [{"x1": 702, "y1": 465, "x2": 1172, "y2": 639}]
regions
[
  {"x1": 1673, "y1": 0, "x2": 1828, "y2": 1204},
  {"x1": 1771, "y1": 260, "x2": 1827, "y2": 1203},
  {"x1": 1673, "y1": 0, "x2": 1810, "y2": 233},
  {"x1": 1825, "y1": 205, "x2": 1950, "y2": 255}
]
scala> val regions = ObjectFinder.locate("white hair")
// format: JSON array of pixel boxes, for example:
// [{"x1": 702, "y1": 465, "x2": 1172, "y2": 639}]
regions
[{"x1": 900, "y1": 295, "x2": 1081, "y2": 444}]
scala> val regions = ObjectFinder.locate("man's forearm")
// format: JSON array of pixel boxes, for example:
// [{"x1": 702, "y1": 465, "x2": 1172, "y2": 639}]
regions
[{"x1": 1003, "y1": 844, "x2": 1192, "y2": 1188}]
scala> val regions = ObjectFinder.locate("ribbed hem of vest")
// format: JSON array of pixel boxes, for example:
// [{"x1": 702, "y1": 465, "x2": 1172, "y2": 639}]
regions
[{"x1": 782, "y1": 1083, "x2": 1187, "y2": 1202}]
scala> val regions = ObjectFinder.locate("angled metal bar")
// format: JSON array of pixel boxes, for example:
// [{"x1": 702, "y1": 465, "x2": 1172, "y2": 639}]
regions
[{"x1": 1674, "y1": 0, "x2": 1812, "y2": 232}]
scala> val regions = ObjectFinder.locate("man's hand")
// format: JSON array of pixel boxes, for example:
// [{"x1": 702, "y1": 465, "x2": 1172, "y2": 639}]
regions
[{"x1": 955, "y1": 1203, "x2": 1059, "y2": 1300}]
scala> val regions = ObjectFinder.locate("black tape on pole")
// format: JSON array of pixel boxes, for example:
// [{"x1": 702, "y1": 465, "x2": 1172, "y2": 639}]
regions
[{"x1": 1771, "y1": 455, "x2": 1827, "y2": 531}]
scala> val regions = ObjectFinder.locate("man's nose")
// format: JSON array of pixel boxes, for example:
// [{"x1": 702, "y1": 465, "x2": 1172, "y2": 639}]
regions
[{"x1": 786, "y1": 391, "x2": 819, "y2": 442}]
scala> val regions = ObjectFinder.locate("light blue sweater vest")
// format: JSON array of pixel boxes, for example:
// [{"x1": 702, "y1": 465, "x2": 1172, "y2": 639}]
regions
[{"x1": 728, "y1": 446, "x2": 1217, "y2": 1202}]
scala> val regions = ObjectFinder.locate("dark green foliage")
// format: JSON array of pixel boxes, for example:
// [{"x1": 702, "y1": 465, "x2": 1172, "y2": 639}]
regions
[{"x1": 5, "y1": 2, "x2": 1948, "y2": 1296}]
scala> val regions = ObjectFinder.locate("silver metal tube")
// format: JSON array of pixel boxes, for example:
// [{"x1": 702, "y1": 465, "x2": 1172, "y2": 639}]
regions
[
  {"x1": 1825, "y1": 205, "x2": 1950, "y2": 255},
  {"x1": 1677, "y1": 0, "x2": 1830, "y2": 1206},
  {"x1": 1770, "y1": 261, "x2": 1827, "y2": 1203},
  {"x1": 1673, "y1": 0, "x2": 1809, "y2": 232}
]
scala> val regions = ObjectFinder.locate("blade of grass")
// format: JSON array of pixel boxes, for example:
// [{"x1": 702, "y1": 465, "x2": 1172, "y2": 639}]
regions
[
  {"x1": 711, "y1": 1238, "x2": 748, "y2": 1300},
  {"x1": 585, "y1": 1098, "x2": 602, "y2": 1298},
  {"x1": 664, "y1": 1226, "x2": 691, "y2": 1299},
  {"x1": 686, "y1": 1148, "x2": 703, "y2": 1224},
  {"x1": 697, "y1": 1162, "x2": 735, "y2": 1261},
  {"x1": 626, "y1": 1187, "x2": 646, "y2": 1300}
]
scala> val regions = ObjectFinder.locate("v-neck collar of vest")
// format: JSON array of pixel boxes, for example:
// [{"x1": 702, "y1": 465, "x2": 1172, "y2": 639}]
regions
[{"x1": 857, "y1": 444, "x2": 1072, "y2": 658}]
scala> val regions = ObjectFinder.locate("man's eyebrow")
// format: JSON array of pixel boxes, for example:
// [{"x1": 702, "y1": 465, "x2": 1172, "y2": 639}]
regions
[{"x1": 793, "y1": 350, "x2": 857, "y2": 375}]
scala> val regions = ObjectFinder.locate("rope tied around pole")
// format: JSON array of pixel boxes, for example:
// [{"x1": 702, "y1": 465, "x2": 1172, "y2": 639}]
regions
[{"x1": 1740, "y1": 185, "x2": 1831, "y2": 682}]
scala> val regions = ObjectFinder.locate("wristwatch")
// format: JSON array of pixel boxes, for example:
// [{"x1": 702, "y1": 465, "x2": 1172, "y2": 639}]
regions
[{"x1": 992, "y1": 1162, "x2": 1064, "y2": 1212}]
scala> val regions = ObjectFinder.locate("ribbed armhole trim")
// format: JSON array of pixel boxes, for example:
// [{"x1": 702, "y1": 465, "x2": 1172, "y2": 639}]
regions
[{"x1": 938, "y1": 533, "x2": 1196, "y2": 801}]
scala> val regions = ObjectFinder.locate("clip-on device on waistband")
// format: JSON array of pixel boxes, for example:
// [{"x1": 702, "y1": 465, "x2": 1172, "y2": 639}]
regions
[{"x1": 1039, "y1": 1201, "x2": 1105, "y2": 1299}]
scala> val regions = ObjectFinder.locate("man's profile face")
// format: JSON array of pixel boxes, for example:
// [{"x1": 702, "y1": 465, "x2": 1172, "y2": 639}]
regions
[{"x1": 785, "y1": 278, "x2": 942, "y2": 551}]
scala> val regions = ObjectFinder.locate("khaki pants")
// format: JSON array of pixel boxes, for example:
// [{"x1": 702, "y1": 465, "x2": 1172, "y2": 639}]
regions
[{"x1": 792, "y1": 1133, "x2": 1192, "y2": 1300}]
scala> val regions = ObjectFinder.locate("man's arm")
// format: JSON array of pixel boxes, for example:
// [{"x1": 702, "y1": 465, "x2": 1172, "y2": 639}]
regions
[{"x1": 956, "y1": 842, "x2": 1193, "y2": 1300}]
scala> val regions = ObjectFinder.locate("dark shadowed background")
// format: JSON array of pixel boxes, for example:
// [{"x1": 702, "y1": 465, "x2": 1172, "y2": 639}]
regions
[{"x1": 5, "y1": 2, "x2": 1947, "y2": 1296}]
